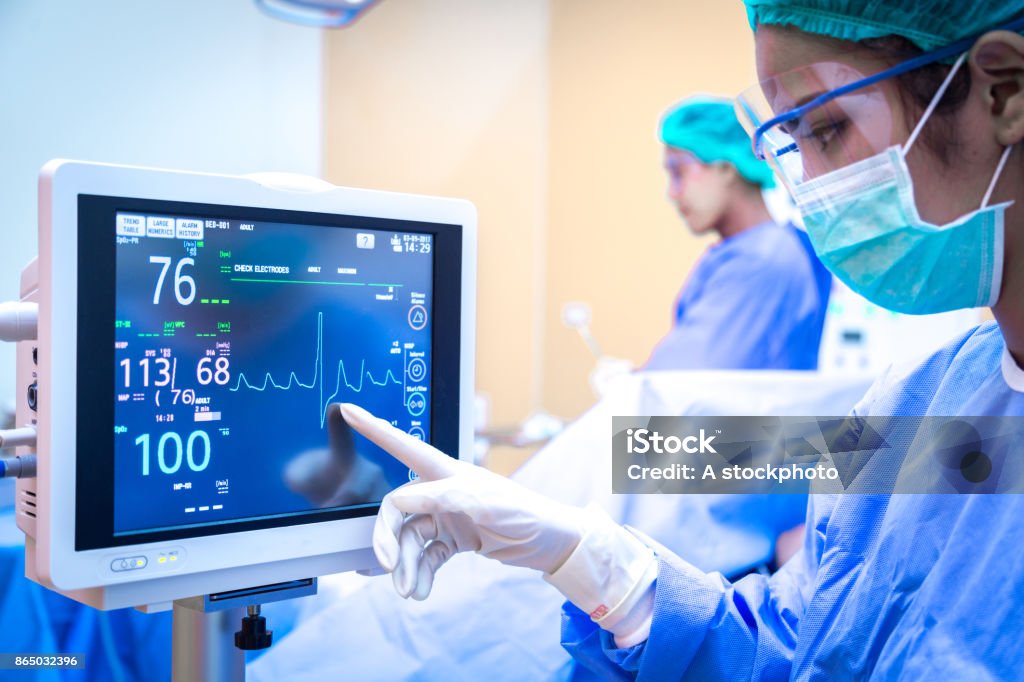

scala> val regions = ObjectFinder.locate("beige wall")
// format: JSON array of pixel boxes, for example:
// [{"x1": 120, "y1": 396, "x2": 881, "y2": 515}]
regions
[{"x1": 323, "y1": 1, "x2": 758, "y2": 425}]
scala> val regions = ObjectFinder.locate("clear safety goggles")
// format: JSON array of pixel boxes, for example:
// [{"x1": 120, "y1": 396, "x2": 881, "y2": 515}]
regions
[{"x1": 734, "y1": 15, "x2": 1024, "y2": 194}]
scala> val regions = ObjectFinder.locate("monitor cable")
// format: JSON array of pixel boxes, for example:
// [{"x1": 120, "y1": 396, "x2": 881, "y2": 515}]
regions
[
  {"x1": 0, "y1": 302, "x2": 37, "y2": 342},
  {"x1": 0, "y1": 426, "x2": 36, "y2": 478},
  {"x1": 0, "y1": 301, "x2": 38, "y2": 478}
]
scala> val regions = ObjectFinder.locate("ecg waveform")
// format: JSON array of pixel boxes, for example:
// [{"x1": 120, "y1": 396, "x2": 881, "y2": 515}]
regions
[{"x1": 229, "y1": 312, "x2": 402, "y2": 427}]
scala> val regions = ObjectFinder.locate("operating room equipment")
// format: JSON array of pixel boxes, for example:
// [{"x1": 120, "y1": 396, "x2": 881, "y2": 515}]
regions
[
  {"x1": 560, "y1": 302, "x2": 636, "y2": 398},
  {"x1": 562, "y1": 302, "x2": 604, "y2": 360},
  {"x1": 0, "y1": 159, "x2": 477, "y2": 679},
  {"x1": 817, "y1": 281, "x2": 982, "y2": 374},
  {"x1": 0, "y1": 302, "x2": 39, "y2": 343},
  {"x1": 254, "y1": 0, "x2": 381, "y2": 28},
  {"x1": 475, "y1": 411, "x2": 565, "y2": 451}
]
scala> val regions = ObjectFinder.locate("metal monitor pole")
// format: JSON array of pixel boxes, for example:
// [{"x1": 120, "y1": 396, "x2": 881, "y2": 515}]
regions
[
  {"x1": 170, "y1": 578, "x2": 317, "y2": 682},
  {"x1": 173, "y1": 603, "x2": 245, "y2": 682}
]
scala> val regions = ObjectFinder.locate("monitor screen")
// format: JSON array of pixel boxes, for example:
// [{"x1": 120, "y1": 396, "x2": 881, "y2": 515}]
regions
[{"x1": 76, "y1": 195, "x2": 463, "y2": 550}]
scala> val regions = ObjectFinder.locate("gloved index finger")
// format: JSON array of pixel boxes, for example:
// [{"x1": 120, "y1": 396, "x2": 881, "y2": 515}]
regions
[{"x1": 338, "y1": 403, "x2": 459, "y2": 480}]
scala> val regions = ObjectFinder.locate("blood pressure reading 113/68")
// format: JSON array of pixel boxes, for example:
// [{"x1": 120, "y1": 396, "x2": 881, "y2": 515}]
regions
[{"x1": 113, "y1": 212, "x2": 433, "y2": 536}]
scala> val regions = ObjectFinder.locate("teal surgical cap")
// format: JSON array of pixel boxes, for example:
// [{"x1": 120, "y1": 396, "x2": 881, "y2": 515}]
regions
[
  {"x1": 744, "y1": 1, "x2": 1024, "y2": 52},
  {"x1": 658, "y1": 96, "x2": 776, "y2": 188}
]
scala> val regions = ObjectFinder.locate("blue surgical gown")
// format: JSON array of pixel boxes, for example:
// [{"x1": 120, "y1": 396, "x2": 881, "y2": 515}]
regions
[
  {"x1": 565, "y1": 321, "x2": 1024, "y2": 680},
  {"x1": 644, "y1": 221, "x2": 831, "y2": 371},
  {"x1": 0, "y1": 505, "x2": 172, "y2": 682}
]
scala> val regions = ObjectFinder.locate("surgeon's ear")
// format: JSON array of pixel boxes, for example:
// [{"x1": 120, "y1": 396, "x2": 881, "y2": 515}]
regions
[
  {"x1": 970, "y1": 31, "x2": 1024, "y2": 146},
  {"x1": 713, "y1": 161, "x2": 741, "y2": 185}
]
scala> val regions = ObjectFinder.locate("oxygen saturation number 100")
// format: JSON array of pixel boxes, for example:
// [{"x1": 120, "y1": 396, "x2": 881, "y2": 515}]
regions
[{"x1": 134, "y1": 430, "x2": 211, "y2": 476}]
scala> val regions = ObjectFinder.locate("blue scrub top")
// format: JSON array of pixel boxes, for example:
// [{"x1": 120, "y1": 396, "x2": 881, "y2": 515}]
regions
[
  {"x1": 564, "y1": 322, "x2": 1024, "y2": 680},
  {"x1": 0, "y1": 507, "x2": 172, "y2": 682},
  {"x1": 644, "y1": 221, "x2": 831, "y2": 371}
]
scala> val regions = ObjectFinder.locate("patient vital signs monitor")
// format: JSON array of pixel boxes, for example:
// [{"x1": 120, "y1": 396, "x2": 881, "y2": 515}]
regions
[
  {"x1": 108, "y1": 204, "x2": 434, "y2": 538},
  {"x1": 18, "y1": 161, "x2": 476, "y2": 609}
]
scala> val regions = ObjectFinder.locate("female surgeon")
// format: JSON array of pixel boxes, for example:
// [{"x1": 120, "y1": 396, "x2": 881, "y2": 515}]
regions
[{"x1": 338, "y1": 1, "x2": 1024, "y2": 678}]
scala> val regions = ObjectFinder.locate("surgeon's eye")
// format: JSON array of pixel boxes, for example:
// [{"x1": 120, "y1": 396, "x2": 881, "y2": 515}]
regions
[{"x1": 804, "y1": 120, "x2": 848, "y2": 153}]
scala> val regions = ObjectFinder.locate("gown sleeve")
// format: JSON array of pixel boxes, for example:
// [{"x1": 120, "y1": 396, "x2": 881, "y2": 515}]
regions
[
  {"x1": 560, "y1": 499, "x2": 826, "y2": 681},
  {"x1": 643, "y1": 246, "x2": 812, "y2": 371}
]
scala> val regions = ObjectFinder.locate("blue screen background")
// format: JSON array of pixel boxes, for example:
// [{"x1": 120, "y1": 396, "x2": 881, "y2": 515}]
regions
[{"x1": 113, "y1": 215, "x2": 433, "y2": 535}]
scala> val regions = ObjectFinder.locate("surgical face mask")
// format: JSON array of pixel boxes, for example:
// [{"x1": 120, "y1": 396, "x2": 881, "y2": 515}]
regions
[{"x1": 791, "y1": 53, "x2": 1013, "y2": 315}]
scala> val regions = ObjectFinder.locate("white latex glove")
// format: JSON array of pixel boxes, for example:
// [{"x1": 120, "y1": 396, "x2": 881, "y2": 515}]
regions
[
  {"x1": 339, "y1": 403, "x2": 658, "y2": 646},
  {"x1": 339, "y1": 403, "x2": 588, "y2": 597}
]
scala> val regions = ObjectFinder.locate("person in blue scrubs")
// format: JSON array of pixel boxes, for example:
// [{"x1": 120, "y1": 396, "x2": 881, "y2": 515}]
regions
[
  {"x1": 340, "y1": 3, "x2": 1024, "y2": 678},
  {"x1": 644, "y1": 97, "x2": 831, "y2": 371}
]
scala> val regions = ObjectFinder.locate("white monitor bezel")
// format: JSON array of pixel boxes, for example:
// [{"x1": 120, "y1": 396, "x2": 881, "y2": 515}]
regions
[{"x1": 37, "y1": 159, "x2": 477, "y2": 594}]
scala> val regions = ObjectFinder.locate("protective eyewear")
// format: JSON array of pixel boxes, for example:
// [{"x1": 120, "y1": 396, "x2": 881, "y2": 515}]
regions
[{"x1": 734, "y1": 15, "x2": 1024, "y2": 193}]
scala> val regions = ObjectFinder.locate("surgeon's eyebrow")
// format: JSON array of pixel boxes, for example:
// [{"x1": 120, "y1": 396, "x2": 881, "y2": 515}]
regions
[
  {"x1": 777, "y1": 91, "x2": 828, "y2": 133},
  {"x1": 795, "y1": 91, "x2": 828, "y2": 108}
]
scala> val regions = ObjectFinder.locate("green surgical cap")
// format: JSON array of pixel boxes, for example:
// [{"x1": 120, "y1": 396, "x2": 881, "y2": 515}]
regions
[
  {"x1": 743, "y1": 0, "x2": 1024, "y2": 52},
  {"x1": 658, "y1": 96, "x2": 776, "y2": 188}
]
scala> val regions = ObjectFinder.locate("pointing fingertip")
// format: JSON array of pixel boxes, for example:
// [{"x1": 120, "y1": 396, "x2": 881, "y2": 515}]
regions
[{"x1": 338, "y1": 403, "x2": 367, "y2": 425}]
